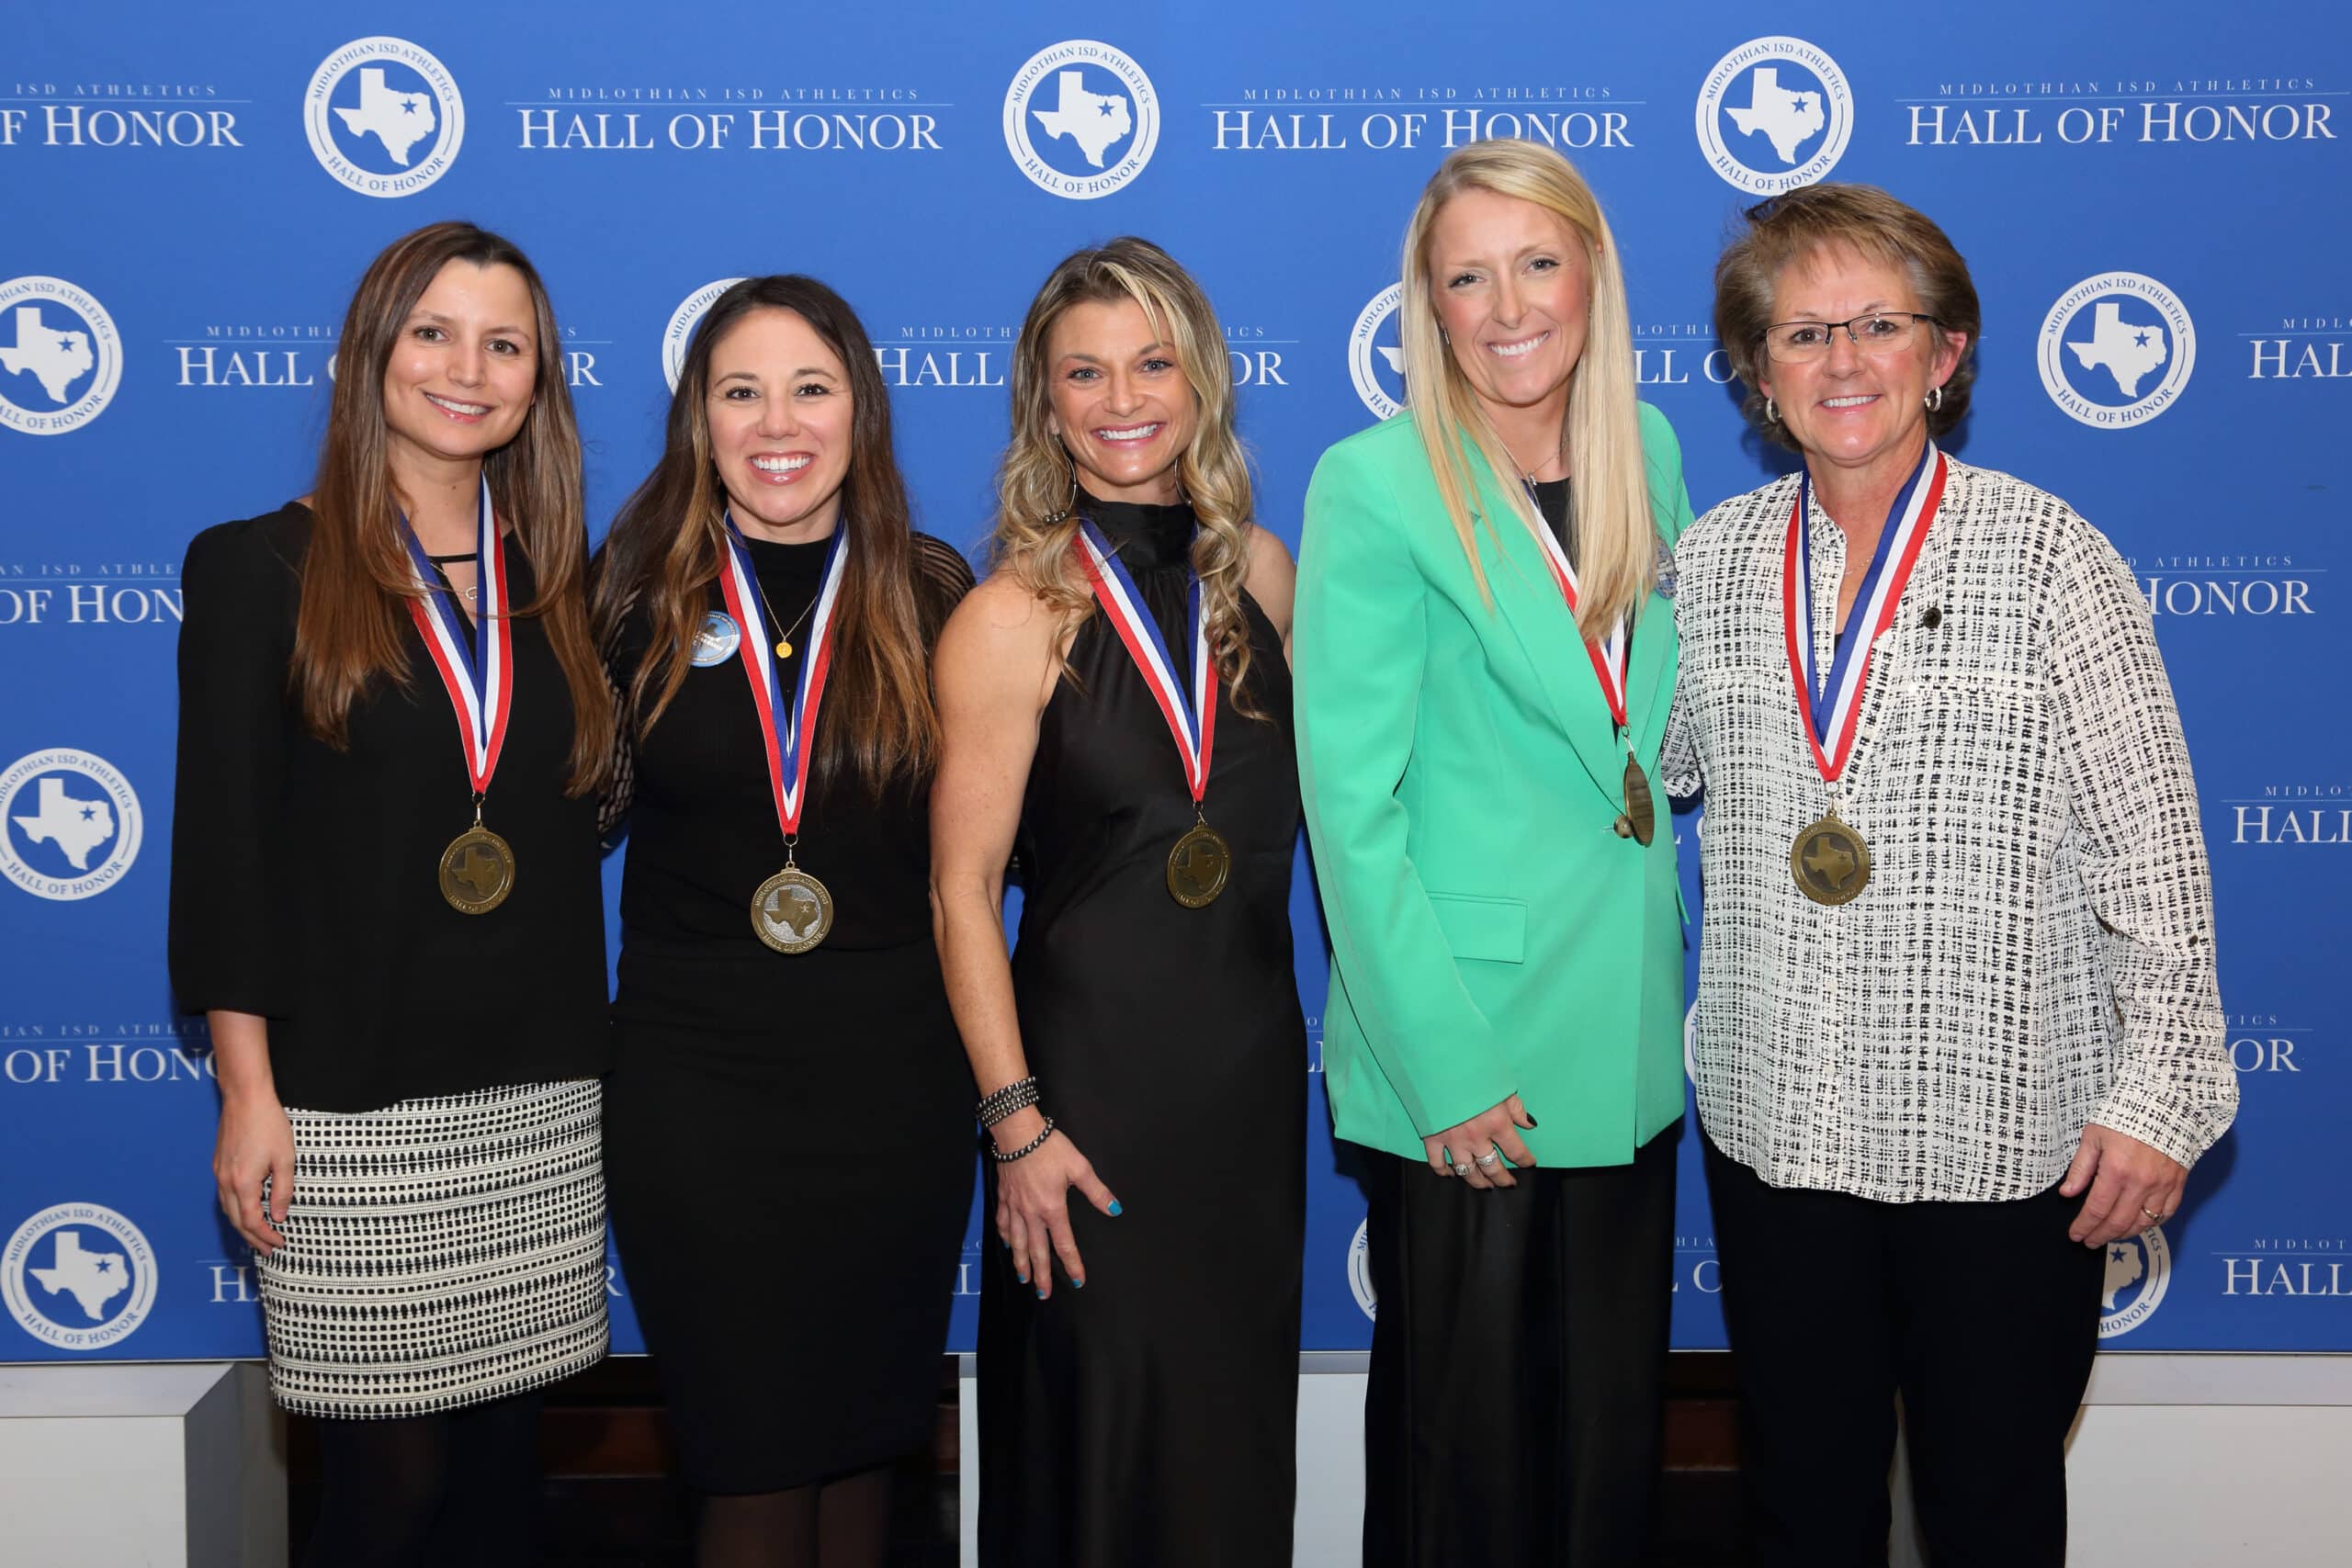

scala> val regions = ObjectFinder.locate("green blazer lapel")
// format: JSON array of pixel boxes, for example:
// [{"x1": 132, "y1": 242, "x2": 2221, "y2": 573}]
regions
[
  {"x1": 1462, "y1": 450, "x2": 1628, "y2": 809},
  {"x1": 1623, "y1": 584, "x2": 1676, "y2": 762}
]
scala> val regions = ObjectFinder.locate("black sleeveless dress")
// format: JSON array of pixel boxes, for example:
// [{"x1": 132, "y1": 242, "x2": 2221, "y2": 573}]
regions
[
  {"x1": 978, "y1": 497, "x2": 1306, "y2": 1567},
  {"x1": 602, "y1": 531, "x2": 976, "y2": 1494}
]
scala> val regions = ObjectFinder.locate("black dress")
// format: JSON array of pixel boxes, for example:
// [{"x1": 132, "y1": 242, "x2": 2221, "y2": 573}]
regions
[
  {"x1": 978, "y1": 497, "x2": 1306, "y2": 1567},
  {"x1": 602, "y1": 531, "x2": 977, "y2": 1494}
]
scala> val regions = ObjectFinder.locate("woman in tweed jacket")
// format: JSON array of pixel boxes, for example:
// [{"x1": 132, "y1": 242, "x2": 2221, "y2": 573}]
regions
[{"x1": 1662, "y1": 184, "x2": 2234, "y2": 1567}]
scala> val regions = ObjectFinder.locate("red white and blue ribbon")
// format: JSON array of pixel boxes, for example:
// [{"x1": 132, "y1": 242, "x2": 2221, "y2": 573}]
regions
[
  {"x1": 1519, "y1": 481, "x2": 1629, "y2": 732},
  {"x1": 1782, "y1": 442, "x2": 1947, "y2": 784},
  {"x1": 717, "y1": 513, "x2": 849, "y2": 840},
  {"x1": 398, "y1": 475, "x2": 511, "y2": 797},
  {"x1": 1072, "y1": 518, "x2": 1215, "y2": 807}
]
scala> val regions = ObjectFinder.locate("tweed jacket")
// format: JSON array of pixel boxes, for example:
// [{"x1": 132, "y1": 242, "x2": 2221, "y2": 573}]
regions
[{"x1": 1662, "y1": 455, "x2": 2235, "y2": 1202}]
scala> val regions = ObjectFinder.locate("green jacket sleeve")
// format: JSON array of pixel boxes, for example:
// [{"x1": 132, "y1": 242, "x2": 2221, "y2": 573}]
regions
[{"x1": 1295, "y1": 440, "x2": 1515, "y2": 1136}]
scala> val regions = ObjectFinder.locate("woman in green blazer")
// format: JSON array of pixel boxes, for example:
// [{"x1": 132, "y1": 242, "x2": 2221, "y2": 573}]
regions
[{"x1": 1295, "y1": 140, "x2": 1694, "y2": 1568}]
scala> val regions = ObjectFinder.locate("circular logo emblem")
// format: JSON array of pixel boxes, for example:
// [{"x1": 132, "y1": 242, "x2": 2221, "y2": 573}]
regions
[
  {"x1": 5, "y1": 1202, "x2": 157, "y2": 1350},
  {"x1": 0, "y1": 276, "x2": 121, "y2": 435},
  {"x1": 663, "y1": 277, "x2": 748, "y2": 393},
  {"x1": 1695, "y1": 37, "x2": 1853, "y2": 195},
  {"x1": 304, "y1": 37, "x2": 465, "y2": 197},
  {"x1": 1684, "y1": 999, "x2": 1701, "y2": 1087},
  {"x1": 0, "y1": 750, "x2": 141, "y2": 901},
  {"x1": 1348, "y1": 284, "x2": 1407, "y2": 420},
  {"x1": 2038, "y1": 272, "x2": 2196, "y2": 429},
  {"x1": 2099, "y1": 1222, "x2": 2173, "y2": 1339},
  {"x1": 690, "y1": 610, "x2": 743, "y2": 667},
  {"x1": 1348, "y1": 1216, "x2": 1377, "y2": 1320},
  {"x1": 1002, "y1": 40, "x2": 1159, "y2": 199}
]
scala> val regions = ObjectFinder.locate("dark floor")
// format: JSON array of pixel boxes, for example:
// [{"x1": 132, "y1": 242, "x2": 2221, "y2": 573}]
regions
[{"x1": 287, "y1": 1356, "x2": 1746, "y2": 1565}]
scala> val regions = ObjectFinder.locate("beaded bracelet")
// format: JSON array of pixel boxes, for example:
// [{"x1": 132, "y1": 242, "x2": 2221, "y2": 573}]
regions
[
  {"x1": 977, "y1": 1076, "x2": 1040, "y2": 1128},
  {"x1": 989, "y1": 1117, "x2": 1056, "y2": 1163}
]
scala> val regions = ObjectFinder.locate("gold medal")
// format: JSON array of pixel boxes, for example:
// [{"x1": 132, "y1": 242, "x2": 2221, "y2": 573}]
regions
[
  {"x1": 1166, "y1": 821, "x2": 1231, "y2": 908},
  {"x1": 1615, "y1": 755, "x2": 1657, "y2": 846},
  {"x1": 1791, "y1": 813, "x2": 1871, "y2": 906},
  {"x1": 752, "y1": 863, "x2": 833, "y2": 953},
  {"x1": 438, "y1": 825, "x2": 515, "y2": 914}
]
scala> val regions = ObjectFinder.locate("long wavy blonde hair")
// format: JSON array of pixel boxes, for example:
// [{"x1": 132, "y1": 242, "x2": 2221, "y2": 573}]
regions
[
  {"x1": 1399, "y1": 139, "x2": 1654, "y2": 635},
  {"x1": 989, "y1": 237, "x2": 1263, "y2": 716}
]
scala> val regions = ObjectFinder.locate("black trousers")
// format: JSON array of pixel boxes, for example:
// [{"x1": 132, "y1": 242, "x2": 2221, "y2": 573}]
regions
[
  {"x1": 1702, "y1": 1135, "x2": 2108, "y2": 1568},
  {"x1": 1363, "y1": 1126, "x2": 1677, "y2": 1568}
]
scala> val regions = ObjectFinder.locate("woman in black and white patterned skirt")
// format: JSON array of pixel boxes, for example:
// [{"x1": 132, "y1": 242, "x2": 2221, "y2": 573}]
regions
[{"x1": 169, "y1": 221, "x2": 616, "y2": 1568}]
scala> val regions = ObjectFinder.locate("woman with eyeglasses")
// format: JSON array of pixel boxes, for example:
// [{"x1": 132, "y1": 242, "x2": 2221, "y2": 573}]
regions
[{"x1": 1661, "y1": 183, "x2": 2234, "y2": 1565}]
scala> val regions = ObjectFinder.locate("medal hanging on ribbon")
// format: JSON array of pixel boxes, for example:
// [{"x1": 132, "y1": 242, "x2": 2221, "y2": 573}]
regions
[
  {"x1": 1781, "y1": 443, "x2": 1947, "y2": 907},
  {"x1": 401, "y1": 477, "x2": 517, "y2": 915},
  {"x1": 1072, "y1": 520, "x2": 1228, "y2": 908},
  {"x1": 718, "y1": 513, "x2": 849, "y2": 953},
  {"x1": 1520, "y1": 481, "x2": 1654, "y2": 846}
]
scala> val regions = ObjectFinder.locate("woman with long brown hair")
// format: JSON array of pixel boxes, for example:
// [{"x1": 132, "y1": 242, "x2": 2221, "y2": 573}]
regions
[
  {"x1": 170, "y1": 220, "x2": 615, "y2": 1566},
  {"x1": 592, "y1": 275, "x2": 975, "y2": 1568},
  {"x1": 931, "y1": 237, "x2": 1306, "y2": 1566}
]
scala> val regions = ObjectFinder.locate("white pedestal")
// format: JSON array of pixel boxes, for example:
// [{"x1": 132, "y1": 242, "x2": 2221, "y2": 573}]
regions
[{"x1": 0, "y1": 1360, "x2": 284, "y2": 1568}]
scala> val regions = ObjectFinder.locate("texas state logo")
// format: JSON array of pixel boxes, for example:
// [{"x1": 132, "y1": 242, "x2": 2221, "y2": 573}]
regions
[
  {"x1": 0, "y1": 749, "x2": 141, "y2": 900},
  {"x1": 662, "y1": 277, "x2": 748, "y2": 392},
  {"x1": 2098, "y1": 1221, "x2": 2173, "y2": 1339},
  {"x1": 2039, "y1": 272, "x2": 2197, "y2": 429},
  {"x1": 0, "y1": 276, "x2": 121, "y2": 435},
  {"x1": 305, "y1": 37, "x2": 465, "y2": 197},
  {"x1": 1348, "y1": 284, "x2": 1406, "y2": 420},
  {"x1": 1002, "y1": 40, "x2": 1159, "y2": 199},
  {"x1": 1696, "y1": 38, "x2": 1853, "y2": 195},
  {"x1": 5, "y1": 1202, "x2": 157, "y2": 1350},
  {"x1": 1348, "y1": 1216, "x2": 1377, "y2": 1320}
]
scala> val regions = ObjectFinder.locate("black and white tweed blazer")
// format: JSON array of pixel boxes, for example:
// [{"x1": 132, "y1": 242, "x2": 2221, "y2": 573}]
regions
[{"x1": 1663, "y1": 456, "x2": 2235, "y2": 1202}]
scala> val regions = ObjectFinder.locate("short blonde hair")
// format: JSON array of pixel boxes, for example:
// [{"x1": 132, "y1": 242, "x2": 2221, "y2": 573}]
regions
[
  {"x1": 1713, "y1": 183, "x2": 1981, "y2": 449},
  {"x1": 1397, "y1": 139, "x2": 1653, "y2": 635}
]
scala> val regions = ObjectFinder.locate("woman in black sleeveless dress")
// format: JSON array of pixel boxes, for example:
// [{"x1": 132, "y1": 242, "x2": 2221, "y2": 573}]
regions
[
  {"x1": 593, "y1": 276, "x2": 974, "y2": 1568},
  {"x1": 932, "y1": 239, "x2": 1306, "y2": 1567}
]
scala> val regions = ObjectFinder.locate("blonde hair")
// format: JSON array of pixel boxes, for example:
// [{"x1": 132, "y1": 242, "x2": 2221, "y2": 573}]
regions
[
  {"x1": 1398, "y1": 139, "x2": 1654, "y2": 634},
  {"x1": 989, "y1": 237, "x2": 1263, "y2": 716}
]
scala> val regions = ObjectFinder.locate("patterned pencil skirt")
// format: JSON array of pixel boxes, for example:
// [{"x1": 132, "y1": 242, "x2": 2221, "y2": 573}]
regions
[{"x1": 254, "y1": 1078, "x2": 609, "y2": 1419}]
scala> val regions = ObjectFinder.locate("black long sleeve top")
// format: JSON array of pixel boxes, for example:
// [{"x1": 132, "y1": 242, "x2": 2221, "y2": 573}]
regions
[{"x1": 168, "y1": 502, "x2": 610, "y2": 1112}]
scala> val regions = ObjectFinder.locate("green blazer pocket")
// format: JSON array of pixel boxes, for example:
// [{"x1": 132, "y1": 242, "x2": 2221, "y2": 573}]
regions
[{"x1": 1426, "y1": 892, "x2": 1527, "y2": 964}]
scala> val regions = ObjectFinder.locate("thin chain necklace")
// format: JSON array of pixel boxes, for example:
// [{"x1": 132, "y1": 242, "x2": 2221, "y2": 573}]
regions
[
  {"x1": 1498, "y1": 427, "x2": 1568, "y2": 485},
  {"x1": 748, "y1": 569, "x2": 819, "y2": 661},
  {"x1": 424, "y1": 549, "x2": 479, "y2": 604}
]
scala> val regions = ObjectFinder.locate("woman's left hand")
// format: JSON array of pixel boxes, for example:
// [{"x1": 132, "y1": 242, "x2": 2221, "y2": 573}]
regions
[{"x1": 2061, "y1": 1123, "x2": 2187, "y2": 1247}]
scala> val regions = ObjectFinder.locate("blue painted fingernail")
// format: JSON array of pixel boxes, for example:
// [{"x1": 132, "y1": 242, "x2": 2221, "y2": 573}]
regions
[
  {"x1": 1108, "y1": 1201, "x2": 1123, "y2": 1216},
  {"x1": 1035, "y1": 1288, "x2": 1046, "y2": 1300},
  {"x1": 1017, "y1": 1270, "x2": 1028, "y2": 1284},
  {"x1": 1072, "y1": 1278, "x2": 1085, "y2": 1289}
]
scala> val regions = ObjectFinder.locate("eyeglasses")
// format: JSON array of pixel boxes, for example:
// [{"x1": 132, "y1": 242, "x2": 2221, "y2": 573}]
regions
[{"x1": 1757, "y1": 312, "x2": 1941, "y2": 364}]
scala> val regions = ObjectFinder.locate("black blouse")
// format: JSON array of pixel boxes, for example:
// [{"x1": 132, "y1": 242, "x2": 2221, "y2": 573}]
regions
[
  {"x1": 168, "y1": 503, "x2": 610, "y2": 1112},
  {"x1": 602, "y1": 531, "x2": 974, "y2": 1023}
]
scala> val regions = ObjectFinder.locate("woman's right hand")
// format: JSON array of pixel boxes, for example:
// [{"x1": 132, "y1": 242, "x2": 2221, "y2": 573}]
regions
[
  {"x1": 214, "y1": 1089, "x2": 294, "y2": 1257},
  {"x1": 1422, "y1": 1093, "x2": 1538, "y2": 1190},
  {"x1": 992, "y1": 1110, "x2": 1119, "y2": 1301}
]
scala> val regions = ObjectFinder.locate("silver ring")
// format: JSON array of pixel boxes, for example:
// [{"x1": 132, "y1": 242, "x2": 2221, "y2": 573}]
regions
[
  {"x1": 1474, "y1": 1150, "x2": 1500, "y2": 1170},
  {"x1": 1452, "y1": 1163, "x2": 1475, "y2": 1178}
]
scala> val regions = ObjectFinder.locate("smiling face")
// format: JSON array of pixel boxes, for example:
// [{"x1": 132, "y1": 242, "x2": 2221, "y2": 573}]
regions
[
  {"x1": 704, "y1": 306, "x2": 854, "y2": 541},
  {"x1": 380, "y1": 260, "x2": 538, "y2": 475},
  {"x1": 1044, "y1": 296, "x2": 1199, "y2": 507},
  {"x1": 1758, "y1": 243, "x2": 1968, "y2": 486},
  {"x1": 1427, "y1": 188, "x2": 1592, "y2": 435}
]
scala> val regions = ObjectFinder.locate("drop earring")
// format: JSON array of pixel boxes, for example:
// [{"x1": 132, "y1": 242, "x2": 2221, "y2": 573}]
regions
[{"x1": 1039, "y1": 448, "x2": 1080, "y2": 526}]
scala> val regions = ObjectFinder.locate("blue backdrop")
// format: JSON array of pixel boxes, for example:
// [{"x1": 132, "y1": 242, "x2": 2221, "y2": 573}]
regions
[{"x1": 4, "y1": 2, "x2": 2346, "y2": 1363}]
